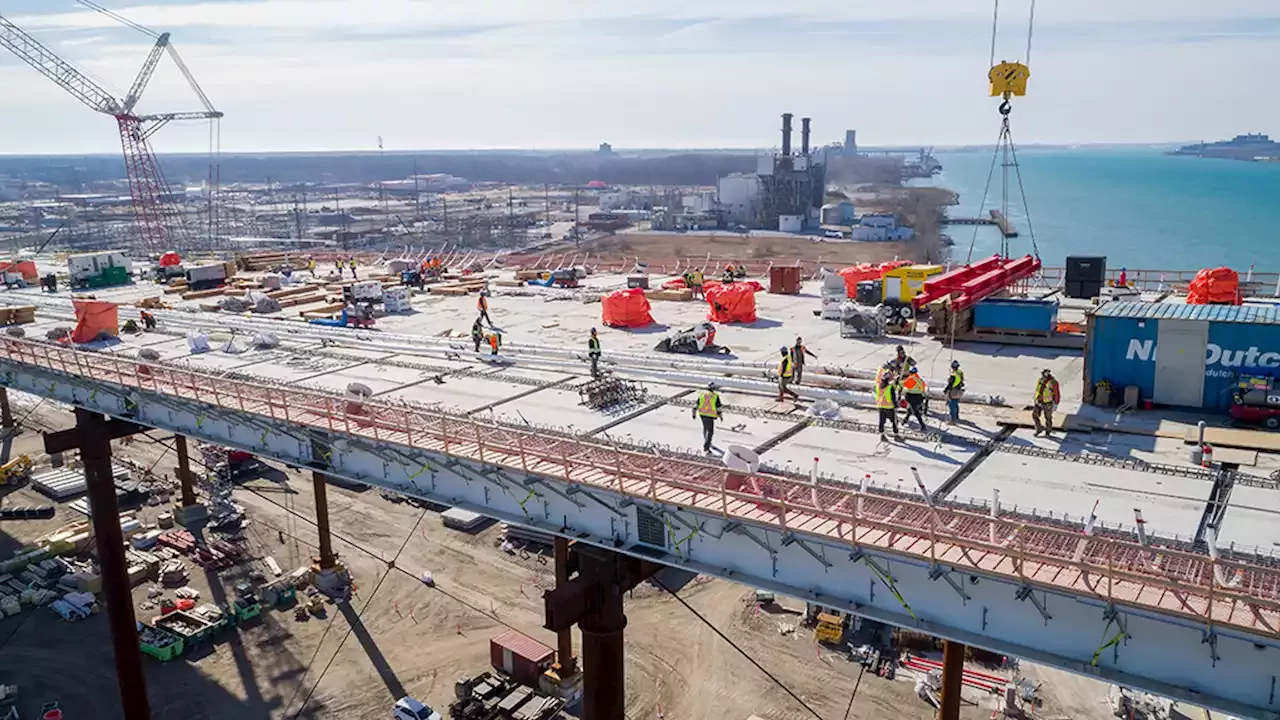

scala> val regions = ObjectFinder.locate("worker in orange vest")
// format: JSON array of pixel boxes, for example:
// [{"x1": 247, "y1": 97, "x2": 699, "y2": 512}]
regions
[
  {"x1": 487, "y1": 330, "x2": 501, "y2": 356},
  {"x1": 901, "y1": 366, "x2": 927, "y2": 430},
  {"x1": 477, "y1": 290, "x2": 492, "y2": 324}
]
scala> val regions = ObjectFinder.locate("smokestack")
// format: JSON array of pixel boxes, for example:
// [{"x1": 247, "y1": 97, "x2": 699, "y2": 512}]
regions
[
  {"x1": 781, "y1": 113, "x2": 793, "y2": 156},
  {"x1": 800, "y1": 117, "x2": 811, "y2": 155}
]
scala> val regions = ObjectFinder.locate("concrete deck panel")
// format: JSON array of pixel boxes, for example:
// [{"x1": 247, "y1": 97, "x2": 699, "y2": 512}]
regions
[
  {"x1": 488, "y1": 388, "x2": 612, "y2": 431},
  {"x1": 601, "y1": 404, "x2": 787, "y2": 457},
  {"x1": 1216, "y1": 485, "x2": 1280, "y2": 554},
  {"x1": 378, "y1": 376, "x2": 528, "y2": 412},
  {"x1": 763, "y1": 424, "x2": 976, "y2": 494}
]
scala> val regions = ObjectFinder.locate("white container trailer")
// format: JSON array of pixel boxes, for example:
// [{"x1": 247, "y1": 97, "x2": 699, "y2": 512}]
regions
[
  {"x1": 67, "y1": 251, "x2": 131, "y2": 283},
  {"x1": 185, "y1": 263, "x2": 227, "y2": 284}
]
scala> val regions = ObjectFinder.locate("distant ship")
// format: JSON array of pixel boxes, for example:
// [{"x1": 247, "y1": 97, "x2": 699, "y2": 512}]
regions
[
  {"x1": 1172, "y1": 133, "x2": 1280, "y2": 162},
  {"x1": 903, "y1": 147, "x2": 943, "y2": 178}
]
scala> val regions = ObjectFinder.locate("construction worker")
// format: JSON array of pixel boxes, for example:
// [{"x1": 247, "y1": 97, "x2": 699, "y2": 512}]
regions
[
  {"x1": 307, "y1": 257, "x2": 317, "y2": 277},
  {"x1": 693, "y1": 381, "x2": 722, "y2": 454},
  {"x1": 487, "y1": 330, "x2": 502, "y2": 356},
  {"x1": 791, "y1": 337, "x2": 817, "y2": 384},
  {"x1": 690, "y1": 268, "x2": 704, "y2": 299},
  {"x1": 477, "y1": 290, "x2": 492, "y2": 324},
  {"x1": 734, "y1": 263, "x2": 747, "y2": 279},
  {"x1": 722, "y1": 264, "x2": 735, "y2": 284},
  {"x1": 876, "y1": 376, "x2": 899, "y2": 441},
  {"x1": 894, "y1": 345, "x2": 915, "y2": 372},
  {"x1": 1032, "y1": 369, "x2": 1061, "y2": 437},
  {"x1": 777, "y1": 347, "x2": 800, "y2": 402},
  {"x1": 335, "y1": 257, "x2": 345, "y2": 274},
  {"x1": 901, "y1": 366, "x2": 927, "y2": 430},
  {"x1": 348, "y1": 256, "x2": 358, "y2": 279},
  {"x1": 588, "y1": 328, "x2": 602, "y2": 377},
  {"x1": 945, "y1": 360, "x2": 965, "y2": 424},
  {"x1": 139, "y1": 310, "x2": 157, "y2": 331},
  {"x1": 471, "y1": 318, "x2": 484, "y2": 353}
]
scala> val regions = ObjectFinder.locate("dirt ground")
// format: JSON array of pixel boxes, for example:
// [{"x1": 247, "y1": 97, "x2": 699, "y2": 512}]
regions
[
  {"x1": 561, "y1": 231, "x2": 913, "y2": 270},
  {"x1": 0, "y1": 403, "x2": 1112, "y2": 720}
]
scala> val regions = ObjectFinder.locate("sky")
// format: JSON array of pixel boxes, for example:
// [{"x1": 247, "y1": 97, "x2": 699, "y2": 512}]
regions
[{"x1": 0, "y1": 0, "x2": 1277, "y2": 154}]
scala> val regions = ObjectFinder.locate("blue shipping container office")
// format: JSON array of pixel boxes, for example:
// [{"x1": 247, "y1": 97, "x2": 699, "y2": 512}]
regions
[{"x1": 1084, "y1": 302, "x2": 1280, "y2": 411}]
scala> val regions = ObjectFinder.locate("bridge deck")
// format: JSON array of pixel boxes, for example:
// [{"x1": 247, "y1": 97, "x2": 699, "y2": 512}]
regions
[{"x1": 5, "y1": 336, "x2": 1279, "y2": 643}]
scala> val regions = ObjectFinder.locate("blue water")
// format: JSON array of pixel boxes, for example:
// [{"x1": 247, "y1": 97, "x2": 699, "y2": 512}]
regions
[{"x1": 929, "y1": 148, "x2": 1280, "y2": 272}]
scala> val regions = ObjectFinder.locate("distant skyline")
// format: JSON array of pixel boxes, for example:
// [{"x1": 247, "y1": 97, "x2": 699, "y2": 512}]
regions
[{"x1": 0, "y1": 0, "x2": 1277, "y2": 155}]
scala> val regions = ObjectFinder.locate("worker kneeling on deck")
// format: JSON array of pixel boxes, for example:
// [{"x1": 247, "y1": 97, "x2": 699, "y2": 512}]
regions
[
  {"x1": 588, "y1": 328, "x2": 601, "y2": 377},
  {"x1": 901, "y1": 366, "x2": 927, "y2": 430},
  {"x1": 777, "y1": 347, "x2": 800, "y2": 402},
  {"x1": 1032, "y1": 369, "x2": 1060, "y2": 437},
  {"x1": 487, "y1": 330, "x2": 502, "y2": 356},
  {"x1": 876, "y1": 376, "x2": 900, "y2": 441},
  {"x1": 694, "y1": 382, "x2": 722, "y2": 454}
]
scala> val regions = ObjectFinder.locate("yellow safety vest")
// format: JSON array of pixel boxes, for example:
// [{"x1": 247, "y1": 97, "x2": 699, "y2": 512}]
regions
[
  {"x1": 875, "y1": 384, "x2": 894, "y2": 409},
  {"x1": 1035, "y1": 378, "x2": 1057, "y2": 404},
  {"x1": 588, "y1": 337, "x2": 600, "y2": 354},
  {"x1": 949, "y1": 369, "x2": 964, "y2": 388},
  {"x1": 779, "y1": 356, "x2": 793, "y2": 379},
  {"x1": 903, "y1": 374, "x2": 925, "y2": 395},
  {"x1": 697, "y1": 391, "x2": 720, "y2": 418},
  {"x1": 692, "y1": 271, "x2": 703, "y2": 286}
]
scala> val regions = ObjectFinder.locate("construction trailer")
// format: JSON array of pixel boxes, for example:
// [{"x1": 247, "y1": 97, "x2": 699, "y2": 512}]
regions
[{"x1": 68, "y1": 251, "x2": 132, "y2": 289}]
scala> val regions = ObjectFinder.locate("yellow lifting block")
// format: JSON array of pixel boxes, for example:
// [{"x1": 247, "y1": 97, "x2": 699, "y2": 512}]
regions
[{"x1": 989, "y1": 61, "x2": 1030, "y2": 97}]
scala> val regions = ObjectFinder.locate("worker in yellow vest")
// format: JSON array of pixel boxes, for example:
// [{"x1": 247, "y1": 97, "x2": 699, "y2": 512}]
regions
[
  {"x1": 693, "y1": 382, "x2": 722, "y2": 454},
  {"x1": 777, "y1": 347, "x2": 800, "y2": 402},
  {"x1": 690, "y1": 269, "x2": 704, "y2": 299},
  {"x1": 901, "y1": 366, "x2": 928, "y2": 430},
  {"x1": 335, "y1": 257, "x2": 345, "y2": 274},
  {"x1": 307, "y1": 257, "x2": 317, "y2": 277},
  {"x1": 348, "y1": 256, "x2": 358, "y2": 279},
  {"x1": 945, "y1": 360, "x2": 965, "y2": 424},
  {"x1": 587, "y1": 328, "x2": 602, "y2": 377},
  {"x1": 876, "y1": 376, "x2": 899, "y2": 441},
  {"x1": 1032, "y1": 369, "x2": 1061, "y2": 437},
  {"x1": 477, "y1": 291, "x2": 492, "y2": 324}
]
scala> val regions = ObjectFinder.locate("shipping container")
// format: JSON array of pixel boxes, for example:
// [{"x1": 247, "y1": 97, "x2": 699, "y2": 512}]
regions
[
  {"x1": 769, "y1": 266, "x2": 801, "y2": 295},
  {"x1": 186, "y1": 263, "x2": 227, "y2": 284},
  {"x1": 490, "y1": 630, "x2": 555, "y2": 686},
  {"x1": 973, "y1": 298, "x2": 1059, "y2": 334},
  {"x1": 1084, "y1": 302, "x2": 1280, "y2": 412}
]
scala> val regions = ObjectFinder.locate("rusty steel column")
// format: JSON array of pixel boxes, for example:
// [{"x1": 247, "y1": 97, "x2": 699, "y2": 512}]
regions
[
  {"x1": 311, "y1": 470, "x2": 336, "y2": 569},
  {"x1": 553, "y1": 536, "x2": 575, "y2": 673},
  {"x1": 77, "y1": 408, "x2": 151, "y2": 719},
  {"x1": 0, "y1": 387, "x2": 13, "y2": 430},
  {"x1": 174, "y1": 435, "x2": 196, "y2": 507},
  {"x1": 939, "y1": 640, "x2": 966, "y2": 720},
  {"x1": 579, "y1": 589, "x2": 626, "y2": 720}
]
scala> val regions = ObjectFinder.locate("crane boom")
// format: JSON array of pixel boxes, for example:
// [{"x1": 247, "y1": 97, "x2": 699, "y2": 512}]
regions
[
  {"x1": 122, "y1": 32, "x2": 169, "y2": 113},
  {"x1": 0, "y1": 12, "x2": 120, "y2": 115}
]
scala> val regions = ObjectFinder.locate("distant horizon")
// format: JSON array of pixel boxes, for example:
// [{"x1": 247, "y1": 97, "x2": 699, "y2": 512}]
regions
[{"x1": 0, "y1": 140, "x2": 1219, "y2": 161}]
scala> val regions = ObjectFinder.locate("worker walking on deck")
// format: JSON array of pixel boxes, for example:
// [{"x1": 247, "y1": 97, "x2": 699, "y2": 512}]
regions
[
  {"x1": 471, "y1": 318, "x2": 484, "y2": 353},
  {"x1": 1032, "y1": 369, "x2": 1061, "y2": 437},
  {"x1": 477, "y1": 290, "x2": 492, "y2": 324},
  {"x1": 348, "y1": 256, "x2": 358, "y2": 279},
  {"x1": 876, "y1": 376, "x2": 900, "y2": 441},
  {"x1": 694, "y1": 382, "x2": 722, "y2": 454},
  {"x1": 791, "y1": 337, "x2": 817, "y2": 384},
  {"x1": 777, "y1": 347, "x2": 800, "y2": 402},
  {"x1": 690, "y1": 269, "x2": 704, "y2": 299},
  {"x1": 945, "y1": 360, "x2": 965, "y2": 424},
  {"x1": 901, "y1": 366, "x2": 928, "y2": 430},
  {"x1": 335, "y1": 258, "x2": 345, "y2": 274},
  {"x1": 588, "y1": 328, "x2": 602, "y2": 377}
]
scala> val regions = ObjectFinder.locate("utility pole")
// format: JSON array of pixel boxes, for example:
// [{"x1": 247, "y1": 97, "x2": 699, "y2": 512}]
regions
[
  {"x1": 573, "y1": 187, "x2": 580, "y2": 247},
  {"x1": 508, "y1": 187, "x2": 515, "y2": 243},
  {"x1": 413, "y1": 158, "x2": 421, "y2": 223},
  {"x1": 544, "y1": 183, "x2": 550, "y2": 227}
]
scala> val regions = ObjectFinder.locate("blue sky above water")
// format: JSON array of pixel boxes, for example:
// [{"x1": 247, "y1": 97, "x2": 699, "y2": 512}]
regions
[{"x1": 0, "y1": 1, "x2": 1278, "y2": 153}]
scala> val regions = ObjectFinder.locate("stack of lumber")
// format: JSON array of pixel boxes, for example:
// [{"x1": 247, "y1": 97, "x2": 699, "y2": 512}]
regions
[
  {"x1": 492, "y1": 279, "x2": 524, "y2": 288},
  {"x1": 181, "y1": 287, "x2": 226, "y2": 301},
  {"x1": 514, "y1": 270, "x2": 545, "y2": 281},
  {"x1": 163, "y1": 279, "x2": 188, "y2": 295},
  {"x1": 278, "y1": 293, "x2": 327, "y2": 309},
  {"x1": 239, "y1": 251, "x2": 304, "y2": 272},
  {"x1": 428, "y1": 279, "x2": 486, "y2": 296},
  {"x1": 0, "y1": 306, "x2": 36, "y2": 325},
  {"x1": 135, "y1": 297, "x2": 164, "y2": 309},
  {"x1": 300, "y1": 302, "x2": 346, "y2": 318},
  {"x1": 646, "y1": 289, "x2": 693, "y2": 301}
]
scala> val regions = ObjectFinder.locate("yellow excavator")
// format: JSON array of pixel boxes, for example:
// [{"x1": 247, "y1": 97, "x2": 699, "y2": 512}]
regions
[{"x1": 0, "y1": 456, "x2": 32, "y2": 488}]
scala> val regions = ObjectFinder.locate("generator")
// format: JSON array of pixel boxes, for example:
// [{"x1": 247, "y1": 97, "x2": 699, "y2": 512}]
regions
[{"x1": 1229, "y1": 374, "x2": 1280, "y2": 429}]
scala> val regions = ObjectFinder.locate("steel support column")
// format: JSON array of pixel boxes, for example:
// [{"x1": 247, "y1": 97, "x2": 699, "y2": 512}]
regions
[
  {"x1": 554, "y1": 536, "x2": 576, "y2": 673},
  {"x1": 579, "y1": 589, "x2": 626, "y2": 720},
  {"x1": 75, "y1": 408, "x2": 151, "y2": 719},
  {"x1": 174, "y1": 434, "x2": 196, "y2": 507},
  {"x1": 312, "y1": 470, "x2": 336, "y2": 569},
  {"x1": 0, "y1": 387, "x2": 12, "y2": 430},
  {"x1": 940, "y1": 640, "x2": 966, "y2": 720}
]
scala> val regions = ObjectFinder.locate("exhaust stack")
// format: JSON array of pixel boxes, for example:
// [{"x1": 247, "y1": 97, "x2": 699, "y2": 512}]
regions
[
  {"x1": 801, "y1": 117, "x2": 811, "y2": 155},
  {"x1": 781, "y1": 113, "x2": 793, "y2": 156}
]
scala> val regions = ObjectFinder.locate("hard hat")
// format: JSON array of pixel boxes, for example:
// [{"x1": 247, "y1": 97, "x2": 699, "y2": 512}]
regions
[
  {"x1": 896, "y1": 345, "x2": 905, "y2": 353},
  {"x1": 951, "y1": 360, "x2": 960, "y2": 369},
  {"x1": 1042, "y1": 368, "x2": 1052, "y2": 376},
  {"x1": 780, "y1": 346, "x2": 789, "y2": 353},
  {"x1": 591, "y1": 327, "x2": 597, "y2": 334},
  {"x1": 707, "y1": 381, "x2": 718, "y2": 390},
  {"x1": 909, "y1": 366, "x2": 918, "y2": 374}
]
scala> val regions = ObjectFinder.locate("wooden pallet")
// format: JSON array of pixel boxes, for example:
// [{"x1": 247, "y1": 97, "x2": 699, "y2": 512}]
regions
[
  {"x1": 1183, "y1": 426, "x2": 1280, "y2": 452},
  {"x1": 181, "y1": 287, "x2": 227, "y2": 300}
]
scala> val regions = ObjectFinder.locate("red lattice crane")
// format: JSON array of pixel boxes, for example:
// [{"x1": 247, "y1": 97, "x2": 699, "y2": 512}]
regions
[{"x1": 0, "y1": 13, "x2": 222, "y2": 253}]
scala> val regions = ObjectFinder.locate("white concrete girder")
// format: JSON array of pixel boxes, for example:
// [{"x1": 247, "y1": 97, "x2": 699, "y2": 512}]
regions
[{"x1": 1, "y1": 362, "x2": 1278, "y2": 719}]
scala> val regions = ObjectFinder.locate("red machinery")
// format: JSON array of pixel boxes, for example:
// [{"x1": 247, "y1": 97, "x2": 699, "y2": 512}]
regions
[{"x1": 912, "y1": 255, "x2": 1042, "y2": 312}]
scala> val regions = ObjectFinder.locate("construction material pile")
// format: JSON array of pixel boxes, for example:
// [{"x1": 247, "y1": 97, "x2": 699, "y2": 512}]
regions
[
  {"x1": 600, "y1": 287, "x2": 654, "y2": 328},
  {"x1": 1186, "y1": 266, "x2": 1242, "y2": 305},
  {"x1": 578, "y1": 376, "x2": 647, "y2": 410}
]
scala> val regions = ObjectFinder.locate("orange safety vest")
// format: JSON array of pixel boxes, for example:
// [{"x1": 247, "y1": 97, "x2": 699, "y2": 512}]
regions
[
  {"x1": 903, "y1": 373, "x2": 925, "y2": 395},
  {"x1": 488, "y1": 334, "x2": 500, "y2": 351},
  {"x1": 697, "y1": 391, "x2": 720, "y2": 418},
  {"x1": 478, "y1": 295, "x2": 488, "y2": 311}
]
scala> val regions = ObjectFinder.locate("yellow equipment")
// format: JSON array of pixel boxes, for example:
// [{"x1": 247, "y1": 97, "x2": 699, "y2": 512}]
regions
[
  {"x1": 989, "y1": 61, "x2": 1030, "y2": 97},
  {"x1": 0, "y1": 455, "x2": 31, "y2": 487},
  {"x1": 814, "y1": 612, "x2": 844, "y2": 645},
  {"x1": 882, "y1": 264, "x2": 943, "y2": 303}
]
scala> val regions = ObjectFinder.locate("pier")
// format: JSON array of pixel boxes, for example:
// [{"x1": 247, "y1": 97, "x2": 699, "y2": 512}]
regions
[{"x1": 941, "y1": 211, "x2": 1018, "y2": 238}]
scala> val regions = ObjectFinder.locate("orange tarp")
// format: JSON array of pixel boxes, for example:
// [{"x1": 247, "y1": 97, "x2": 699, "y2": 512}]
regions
[
  {"x1": 1187, "y1": 267, "x2": 1242, "y2": 305},
  {"x1": 837, "y1": 260, "x2": 911, "y2": 297},
  {"x1": 705, "y1": 282, "x2": 758, "y2": 323},
  {"x1": 71, "y1": 300, "x2": 119, "y2": 343},
  {"x1": 159, "y1": 251, "x2": 182, "y2": 267},
  {"x1": 0, "y1": 260, "x2": 38, "y2": 281},
  {"x1": 601, "y1": 287, "x2": 654, "y2": 328}
]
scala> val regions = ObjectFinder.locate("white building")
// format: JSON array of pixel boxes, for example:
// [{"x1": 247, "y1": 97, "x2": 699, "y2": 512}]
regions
[
  {"x1": 682, "y1": 190, "x2": 717, "y2": 215},
  {"x1": 599, "y1": 189, "x2": 635, "y2": 211},
  {"x1": 716, "y1": 173, "x2": 761, "y2": 225},
  {"x1": 852, "y1": 212, "x2": 915, "y2": 241}
]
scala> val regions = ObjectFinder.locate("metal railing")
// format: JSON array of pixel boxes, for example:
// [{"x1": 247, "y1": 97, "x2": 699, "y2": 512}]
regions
[{"x1": 2, "y1": 336, "x2": 1279, "y2": 640}]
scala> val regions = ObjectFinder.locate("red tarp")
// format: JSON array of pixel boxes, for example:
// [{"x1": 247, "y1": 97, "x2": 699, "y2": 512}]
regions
[
  {"x1": 837, "y1": 260, "x2": 912, "y2": 297},
  {"x1": 661, "y1": 277, "x2": 688, "y2": 290},
  {"x1": 0, "y1": 260, "x2": 38, "y2": 281},
  {"x1": 1187, "y1": 267, "x2": 1242, "y2": 305},
  {"x1": 159, "y1": 251, "x2": 182, "y2": 267},
  {"x1": 706, "y1": 282, "x2": 758, "y2": 323},
  {"x1": 703, "y1": 279, "x2": 764, "y2": 294},
  {"x1": 601, "y1": 287, "x2": 654, "y2": 328},
  {"x1": 71, "y1": 300, "x2": 119, "y2": 343}
]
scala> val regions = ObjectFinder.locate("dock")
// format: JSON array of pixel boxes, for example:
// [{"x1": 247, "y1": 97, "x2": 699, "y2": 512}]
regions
[{"x1": 941, "y1": 211, "x2": 1019, "y2": 238}]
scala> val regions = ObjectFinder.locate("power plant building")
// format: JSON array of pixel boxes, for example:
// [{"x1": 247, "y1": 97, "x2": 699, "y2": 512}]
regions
[{"x1": 715, "y1": 113, "x2": 827, "y2": 232}]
